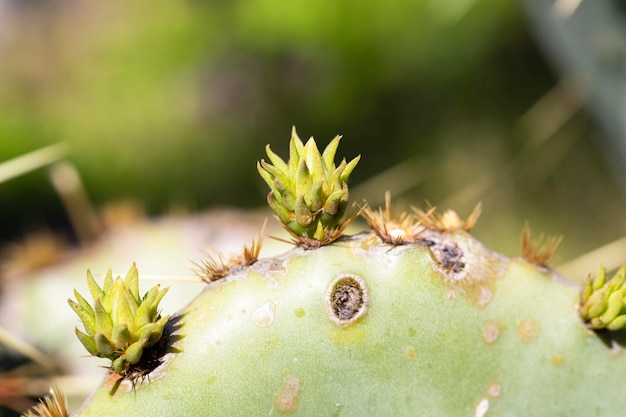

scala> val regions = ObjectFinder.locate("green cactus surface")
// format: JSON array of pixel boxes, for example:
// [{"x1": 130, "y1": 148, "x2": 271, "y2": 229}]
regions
[{"x1": 70, "y1": 229, "x2": 626, "y2": 416}]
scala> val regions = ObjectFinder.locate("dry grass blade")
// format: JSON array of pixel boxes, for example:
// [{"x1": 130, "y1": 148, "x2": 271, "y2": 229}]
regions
[
  {"x1": 22, "y1": 386, "x2": 68, "y2": 417},
  {"x1": 0, "y1": 143, "x2": 69, "y2": 185},
  {"x1": 521, "y1": 223, "x2": 563, "y2": 267},
  {"x1": 0, "y1": 327, "x2": 55, "y2": 370}
]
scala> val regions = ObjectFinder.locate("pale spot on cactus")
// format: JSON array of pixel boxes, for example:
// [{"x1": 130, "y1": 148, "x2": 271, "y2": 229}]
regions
[
  {"x1": 487, "y1": 382, "x2": 502, "y2": 398},
  {"x1": 331, "y1": 326, "x2": 366, "y2": 345},
  {"x1": 269, "y1": 258, "x2": 287, "y2": 272},
  {"x1": 275, "y1": 375, "x2": 301, "y2": 414},
  {"x1": 389, "y1": 228, "x2": 406, "y2": 241},
  {"x1": 475, "y1": 398, "x2": 489, "y2": 417},
  {"x1": 517, "y1": 317, "x2": 540, "y2": 343},
  {"x1": 207, "y1": 371, "x2": 218, "y2": 386},
  {"x1": 406, "y1": 346, "x2": 416, "y2": 359},
  {"x1": 609, "y1": 341, "x2": 622, "y2": 357},
  {"x1": 326, "y1": 274, "x2": 369, "y2": 326},
  {"x1": 294, "y1": 308, "x2": 306, "y2": 318},
  {"x1": 473, "y1": 286, "x2": 493, "y2": 307},
  {"x1": 550, "y1": 354, "x2": 564, "y2": 366},
  {"x1": 359, "y1": 233, "x2": 380, "y2": 250},
  {"x1": 482, "y1": 323, "x2": 500, "y2": 344},
  {"x1": 252, "y1": 300, "x2": 276, "y2": 327}
]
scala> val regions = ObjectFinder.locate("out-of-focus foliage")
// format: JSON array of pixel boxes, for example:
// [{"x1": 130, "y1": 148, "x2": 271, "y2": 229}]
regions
[
  {"x1": 1, "y1": 0, "x2": 625, "y2": 268},
  {"x1": 0, "y1": 0, "x2": 545, "y2": 233}
]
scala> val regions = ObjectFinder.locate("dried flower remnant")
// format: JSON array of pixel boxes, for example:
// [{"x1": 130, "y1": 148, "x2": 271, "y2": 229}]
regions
[
  {"x1": 413, "y1": 203, "x2": 482, "y2": 233},
  {"x1": 362, "y1": 192, "x2": 434, "y2": 245}
]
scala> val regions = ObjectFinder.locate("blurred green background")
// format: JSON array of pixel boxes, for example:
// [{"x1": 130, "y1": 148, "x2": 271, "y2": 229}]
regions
[
  {"x1": 2, "y1": 0, "x2": 625, "y2": 259},
  {"x1": 2, "y1": 0, "x2": 626, "y2": 413}
]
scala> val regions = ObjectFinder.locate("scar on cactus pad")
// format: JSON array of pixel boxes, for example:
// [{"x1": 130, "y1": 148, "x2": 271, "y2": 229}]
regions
[{"x1": 35, "y1": 127, "x2": 626, "y2": 416}]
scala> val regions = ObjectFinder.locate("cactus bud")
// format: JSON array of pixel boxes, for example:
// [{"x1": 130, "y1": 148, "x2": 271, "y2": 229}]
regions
[
  {"x1": 68, "y1": 263, "x2": 169, "y2": 375},
  {"x1": 258, "y1": 127, "x2": 360, "y2": 247},
  {"x1": 580, "y1": 264, "x2": 626, "y2": 331}
]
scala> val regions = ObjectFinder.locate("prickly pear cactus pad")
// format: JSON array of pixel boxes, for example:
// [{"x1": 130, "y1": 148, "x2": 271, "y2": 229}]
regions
[{"x1": 43, "y1": 130, "x2": 626, "y2": 416}]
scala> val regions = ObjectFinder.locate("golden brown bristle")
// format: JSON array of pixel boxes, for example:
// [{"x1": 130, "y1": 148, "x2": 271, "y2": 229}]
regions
[
  {"x1": 362, "y1": 192, "x2": 433, "y2": 245},
  {"x1": 520, "y1": 223, "x2": 563, "y2": 267},
  {"x1": 194, "y1": 220, "x2": 266, "y2": 281},
  {"x1": 22, "y1": 386, "x2": 68, "y2": 417},
  {"x1": 413, "y1": 202, "x2": 482, "y2": 233}
]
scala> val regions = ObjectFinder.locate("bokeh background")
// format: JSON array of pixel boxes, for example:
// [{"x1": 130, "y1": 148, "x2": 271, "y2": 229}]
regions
[{"x1": 1, "y1": 0, "x2": 626, "y2": 414}]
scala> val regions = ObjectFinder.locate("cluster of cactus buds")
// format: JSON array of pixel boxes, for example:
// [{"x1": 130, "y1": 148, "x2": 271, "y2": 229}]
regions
[
  {"x1": 257, "y1": 127, "x2": 360, "y2": 246},
  {"x1": 68, "y1": 263, "x2": 169, "y2": 374},
  {"x1": 580, "y1": 264, "x2": 626, "y2": 331}
]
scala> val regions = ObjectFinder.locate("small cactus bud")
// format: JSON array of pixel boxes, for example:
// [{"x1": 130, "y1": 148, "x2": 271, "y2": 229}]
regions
[
  {"x1": 68, "y1": 263, "x2": 169, "y2": 375},
  {"x1": 258, "y1": 127, "x2": 360, "y2": 247},
  {"x1": 580, "y1": 264, "x2": 626, "y2": 331}
]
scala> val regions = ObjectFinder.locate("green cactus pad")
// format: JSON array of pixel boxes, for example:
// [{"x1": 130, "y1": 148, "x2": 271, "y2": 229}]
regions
[{"x1": 72, "y1": 231, "x2": 626, "y2": 416}]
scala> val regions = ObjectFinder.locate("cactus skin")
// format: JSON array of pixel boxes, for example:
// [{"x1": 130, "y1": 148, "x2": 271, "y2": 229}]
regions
[{"x1": 72, "y1": 230, "x2": 626, "y2": 416}]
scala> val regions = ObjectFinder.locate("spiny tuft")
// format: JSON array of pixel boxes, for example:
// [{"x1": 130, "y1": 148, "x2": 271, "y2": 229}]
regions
[
  {"x1": 361, "y1": 192, "x2": 433, "y2": 245},
  {"x1": 22, "y1": 386, "x2": 68, "y2": 417},
  {"x1": 413, "y1": 203, "x2": 482, "y2": 233},
  {"x1": 520, "y1": 223, "x2": 562, "y2": 267}
]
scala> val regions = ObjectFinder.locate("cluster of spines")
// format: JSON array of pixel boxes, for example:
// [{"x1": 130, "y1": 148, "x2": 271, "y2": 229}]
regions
[
  {"x1": 194, "y1": 222, "x2": 265, "y2": 282},
  {"x1": 362, "y1": 192, "x2": 434, "y2": 245},
  {"x1": 22, "y1": 386, "x2": 68, "y2": 417},
  {"x1": 520, "y1": 224, "x2": 563, "y2": 268},
  {"x1": 363, "y1": 193, "x2": 483, "y2": 244},
  {"x1": 413, "y1": 203, "x2": 482, "y2": 233}
]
